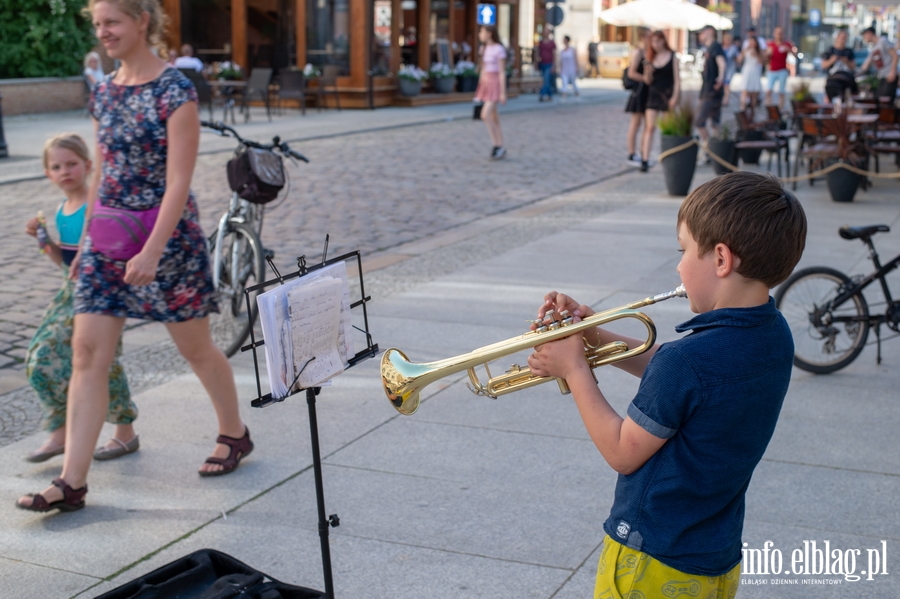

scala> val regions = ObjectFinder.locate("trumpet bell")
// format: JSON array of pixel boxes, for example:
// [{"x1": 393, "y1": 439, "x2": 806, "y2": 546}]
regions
[{"x1": 381, "y1": 348, "x2": 424, "y2": 415}]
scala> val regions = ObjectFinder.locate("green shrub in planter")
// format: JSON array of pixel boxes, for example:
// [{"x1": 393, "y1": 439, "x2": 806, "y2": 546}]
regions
[
  {"x1": 707, "y1": 122, "x2": 737, "y2": 175},
  {"x1": 658, "y1": 102, "x2": 698, "y2": 196}
]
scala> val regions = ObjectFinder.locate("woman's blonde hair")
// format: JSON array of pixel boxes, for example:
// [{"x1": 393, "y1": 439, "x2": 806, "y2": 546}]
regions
[
  {"x1": 43, "y1": 133, "x2": 91, "y2": 170},
  {"x1": 85, "y1": 0, "x2": 169, "y2": 48}
]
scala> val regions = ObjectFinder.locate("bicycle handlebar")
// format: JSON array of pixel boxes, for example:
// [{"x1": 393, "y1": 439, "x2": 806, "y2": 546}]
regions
[{"x1": 200, "y1": 120, "x2": 309, "y2": 162}]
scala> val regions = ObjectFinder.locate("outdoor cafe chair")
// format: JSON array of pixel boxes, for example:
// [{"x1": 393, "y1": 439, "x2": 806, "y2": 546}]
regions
[
  {"x1": 241, "y1": 68, "x2": 273, "y2": 122},
  {"x1": 277, "y1": 70, "x2": 311, "y2": 115},
  {"x1": 734, "y1": 111, "x2": 789, "y2": 178},
  {"x1": 316, "y1": 65, "x2": 342, "y2": 111}
]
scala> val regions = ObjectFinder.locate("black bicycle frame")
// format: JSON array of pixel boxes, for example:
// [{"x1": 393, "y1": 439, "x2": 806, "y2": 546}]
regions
[{"x1": 829, "y1": 241, "x2": 900, "y2": 323}]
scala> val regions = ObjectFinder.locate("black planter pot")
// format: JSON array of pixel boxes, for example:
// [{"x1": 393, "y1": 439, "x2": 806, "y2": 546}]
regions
[
  {"x1": 826, "y1": 162, "x2": 862, "y2": 203},
  {"x1": 660, "y1": 134, "x2": 698, "y2": 196},
  {"x1": 458, "y1": 75, "x2": 478, "y2": 92},
  {"x1": 739, "y1": 130, "x2": 764, "y2": 164},
  {"x1": 707, "y1": 139, "x2": 736, "y2": 175}
]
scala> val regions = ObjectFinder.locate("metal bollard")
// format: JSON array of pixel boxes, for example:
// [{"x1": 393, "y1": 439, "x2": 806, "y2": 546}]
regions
[{"x1": 0, "y1": 93, "x2": 8, "y2": 158}]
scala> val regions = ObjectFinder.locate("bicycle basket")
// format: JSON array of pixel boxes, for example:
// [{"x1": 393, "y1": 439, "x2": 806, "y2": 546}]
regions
[{"x1": 226, "y1": 146, "x2": 286, "y2": 204}]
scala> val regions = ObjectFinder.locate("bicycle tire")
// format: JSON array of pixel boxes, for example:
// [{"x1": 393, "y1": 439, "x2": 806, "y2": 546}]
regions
[
  {"x1": 774, "y1": 266, "x2": 869, "y2": 374},
  {"x1": 208, "y1": 221, "x2": 266, "y2": 358}
]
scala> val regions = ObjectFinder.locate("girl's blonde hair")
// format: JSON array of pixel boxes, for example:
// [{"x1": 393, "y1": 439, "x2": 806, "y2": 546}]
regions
[
  {"x1": 83, "y1": 51, "x2": 102, "y2": 69},
  {"x1": 85, "y1": 0, "x2": 169, "y2": 48},
  {"x1": 43, "y1": 133, "x2": 91, "y2": 170}
]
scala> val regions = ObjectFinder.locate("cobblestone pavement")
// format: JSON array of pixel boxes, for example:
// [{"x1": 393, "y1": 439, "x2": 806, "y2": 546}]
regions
[{"x1": 0, "y1": 100, "x2": 634, "y2": 445}]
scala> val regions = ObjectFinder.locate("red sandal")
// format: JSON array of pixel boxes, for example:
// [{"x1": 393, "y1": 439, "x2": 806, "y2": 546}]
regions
[
  {"x1": 16, "y1": 478, "x2": 87, "y2": 512},
  {"x1": 199, "y1": 426, "x2": 253, "y2": 477}
]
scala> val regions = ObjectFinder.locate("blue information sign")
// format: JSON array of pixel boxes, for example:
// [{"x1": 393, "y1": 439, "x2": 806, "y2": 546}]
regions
[
  {"x1": 477, "y1": 3, "x2": 497, "y2": 26},
  {"x1": 809, "y1": 8, "x2": 821, "y2": 27}
]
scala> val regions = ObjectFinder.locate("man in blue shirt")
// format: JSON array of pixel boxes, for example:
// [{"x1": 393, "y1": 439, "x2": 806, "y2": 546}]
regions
[{"x1": 529, "y1": 171, "x2": 807, "y2": 597}]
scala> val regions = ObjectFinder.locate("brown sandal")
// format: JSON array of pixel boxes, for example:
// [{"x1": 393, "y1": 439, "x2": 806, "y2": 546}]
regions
[
  {"x1": 17, "y1": 478, "x2": 87, "y2": 512},
  {"x1": 199, "y1": 426, "x2": 253, "y2": 477}
]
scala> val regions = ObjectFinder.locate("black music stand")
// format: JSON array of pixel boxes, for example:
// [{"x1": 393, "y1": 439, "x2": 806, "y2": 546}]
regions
[{"x1": 241, "y1": 245, "x2": 378, "y2": 599}]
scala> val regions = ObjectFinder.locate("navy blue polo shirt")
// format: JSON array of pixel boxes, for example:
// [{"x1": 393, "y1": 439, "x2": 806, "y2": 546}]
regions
[{"x1": 602, "y1": 298, "x2": 793, "y2": 576}]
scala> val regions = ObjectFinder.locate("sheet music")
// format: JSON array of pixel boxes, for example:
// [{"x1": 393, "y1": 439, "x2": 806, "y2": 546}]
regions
[
  {"x1": 288, "y1": 278, "x2": 344, "y2": 389},
  {"x1": 256, "y1": 262, "x2": 354, "y2": 399}
]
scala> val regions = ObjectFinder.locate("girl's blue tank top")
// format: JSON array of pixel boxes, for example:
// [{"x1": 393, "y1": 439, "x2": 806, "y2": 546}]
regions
[{"x1": 56, "y1": 201, "x2": 86, "y2": 266}]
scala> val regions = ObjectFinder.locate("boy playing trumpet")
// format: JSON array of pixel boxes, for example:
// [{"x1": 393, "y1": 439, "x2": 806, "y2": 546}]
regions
[{"x1": 528, "y1": 171, "x2": 807, "y2": 597}]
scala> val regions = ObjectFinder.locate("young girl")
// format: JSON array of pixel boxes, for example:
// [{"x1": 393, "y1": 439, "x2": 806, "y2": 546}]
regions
[
  {"x1": 558, "y1": 36, "x2": 579, "y2": 101},
  {"x1": 740, "y1": 37, "x2": 764, "y2": 114},
  {"x1": 474, "y1": 25, "x2": 508, "y2": 160},
  {"x1": 24, "y1": 134, "x2": 139, "y2": 464}
]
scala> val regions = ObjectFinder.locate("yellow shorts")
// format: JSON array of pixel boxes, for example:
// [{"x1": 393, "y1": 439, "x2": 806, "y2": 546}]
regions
[{"x1": 594, "y1": 535, "x2": 741, "y2": 599}]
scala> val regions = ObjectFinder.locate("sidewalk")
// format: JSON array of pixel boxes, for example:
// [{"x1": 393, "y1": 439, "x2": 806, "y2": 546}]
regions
[
  {"x1": 2, "y1": 153, "x2": 898, "y2": 598},
  {"x1": 0, "y1": 79, "x2": 627, "y2": 185}
]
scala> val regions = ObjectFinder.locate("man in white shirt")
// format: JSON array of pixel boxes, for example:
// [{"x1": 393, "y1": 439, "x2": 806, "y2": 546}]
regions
[
  {"x1": 174, "y1": 44, "x2": 204, "y2": 72},
  {"x1": 860, "y1": 27, "x2": 898, "y2": 101}
]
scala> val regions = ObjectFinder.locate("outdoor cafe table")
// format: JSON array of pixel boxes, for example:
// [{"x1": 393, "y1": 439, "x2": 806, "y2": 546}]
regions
[{"x1": 206, "y1": 80, "x2": 247, "y2": 123}]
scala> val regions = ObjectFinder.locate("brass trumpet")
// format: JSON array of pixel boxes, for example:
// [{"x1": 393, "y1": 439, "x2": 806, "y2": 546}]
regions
[{"x1": 381, "y1": 285, "x2": 686, "y2": 415}]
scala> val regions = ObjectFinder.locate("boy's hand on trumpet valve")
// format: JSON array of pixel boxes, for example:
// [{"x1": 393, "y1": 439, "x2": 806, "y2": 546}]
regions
[
  {"x1": 534, "y1": 291, "x2": 593, "y2": 329},
  {"x1": 527, "y1": 324, "x2": 591, "y2": 380}
]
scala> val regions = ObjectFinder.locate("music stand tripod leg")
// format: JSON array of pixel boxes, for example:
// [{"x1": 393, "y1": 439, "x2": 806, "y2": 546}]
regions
[{"x1": 306, "y1": 386, "x2": 337, "y2": 599}]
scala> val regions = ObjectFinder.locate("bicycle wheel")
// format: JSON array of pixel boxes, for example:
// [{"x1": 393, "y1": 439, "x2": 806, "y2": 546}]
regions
[
  {"x1": 208, "y1": 221, "x2": 266, "y2": 357},
  {"x1": 774, "y1": 267, "x2": 869, "y2": 374}
]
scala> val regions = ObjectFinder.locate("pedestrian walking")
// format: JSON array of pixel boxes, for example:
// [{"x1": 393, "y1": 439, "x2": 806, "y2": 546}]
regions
[
  {"x1": 537, "y1": 32, "x2": 557, "y2": 102},
  {"x1": 860, "y1": 27, "x2": 898, "y2": 101},
  {"x1": 739, "y1": 36, "x2": 764, "y2": 113},
  {"x1": 695, "y1": 25, "x2": 726, "y2": 165},
  {"x1": 588, "y1": 38, "x2": 599, "y2": 78},
  {"x1": 18, "y1": 0, "x2": 252, "y2": 513},
  {"x1": 722, "y1": 32, "x2": 739, "y2": 105},
  {"x1": 764, "y1": 27, "x2": 796, "y2": 110},
  {"x1": 23, "y1": 134, "x2": 139, "y2": 465},
  {"x1": 822, "y1": 30, "x2": 857, "y2": 103},
  {"x1": 474, "y1": 25, "x2": 508, "y2": 160},
  {"x1": 639, "y1": 31, "x2": 679, "y2": 172},
  {"x1": 558, "y1": 36, "x2": 579, "y2": 101},
  {"x1": 624, "y1": 28, "x2": 650, "y2": 166},
  {"x1": 83, "y1": 52, "x2": 105, "y2": 87}
]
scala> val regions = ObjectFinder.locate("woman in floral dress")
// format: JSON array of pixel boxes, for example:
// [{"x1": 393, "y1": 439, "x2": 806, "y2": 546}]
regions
[{"x1": 18, "y1": 0, "x2": 253, "y2": 512}]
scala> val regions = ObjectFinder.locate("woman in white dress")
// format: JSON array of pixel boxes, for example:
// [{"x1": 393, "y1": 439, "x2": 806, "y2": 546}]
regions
[{"x1": 739, "y1": 37, "x2": 764, "y2": 113}]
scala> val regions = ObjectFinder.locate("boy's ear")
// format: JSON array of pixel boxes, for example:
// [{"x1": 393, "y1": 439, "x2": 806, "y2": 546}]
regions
[{"x1": 713, "y1": 242, "x2": 739, "y2": 278}]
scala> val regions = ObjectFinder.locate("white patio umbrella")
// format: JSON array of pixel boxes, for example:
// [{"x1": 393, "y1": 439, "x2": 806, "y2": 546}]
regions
[{"x1": 598, "y1": 0, "x2": 733, "y2": 31}]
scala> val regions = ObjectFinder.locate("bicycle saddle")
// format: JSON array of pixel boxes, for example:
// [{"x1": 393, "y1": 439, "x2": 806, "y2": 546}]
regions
[{"x1": 839, "y1": 224, "x2": 890, "y2": 241}]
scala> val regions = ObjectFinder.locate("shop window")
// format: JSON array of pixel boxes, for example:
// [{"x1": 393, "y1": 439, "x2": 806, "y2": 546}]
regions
[
  {"x1": 400, "y1": 0, "x2": 419, "y2": 66},
  {"x1": 307, "y1": 0, "x2": 351, "y2": 75},
  {"x1": 373, "y1": 0, "x2": 392, "y2": 75}
]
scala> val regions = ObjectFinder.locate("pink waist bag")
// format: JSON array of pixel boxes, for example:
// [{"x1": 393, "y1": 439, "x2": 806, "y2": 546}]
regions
[{"x1": 88, "y1": 200, "x2": 161, "y2": 262}]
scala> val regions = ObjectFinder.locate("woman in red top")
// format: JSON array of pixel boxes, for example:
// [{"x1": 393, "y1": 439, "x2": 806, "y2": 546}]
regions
[{"x1": 765, "y1": 27, "x2": 795, "y2": 110}]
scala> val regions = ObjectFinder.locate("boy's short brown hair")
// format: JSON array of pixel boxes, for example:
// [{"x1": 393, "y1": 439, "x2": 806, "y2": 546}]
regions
[{"x1": 677, "y1": 172, "x2": 807, "y2": 288}]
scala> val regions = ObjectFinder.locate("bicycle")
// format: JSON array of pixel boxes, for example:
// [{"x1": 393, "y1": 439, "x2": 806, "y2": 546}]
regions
[
  {"x1": 774, "y1": 224, "x2": 900, "y2": 374},
  {"x1": 200, "y1": 120, "x2": 309, "y2": 357}
]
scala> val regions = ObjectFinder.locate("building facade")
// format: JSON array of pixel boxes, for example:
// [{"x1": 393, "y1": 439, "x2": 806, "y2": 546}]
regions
[{"x1": 161, "y1": 0, "x2": 529, "y2": 106}]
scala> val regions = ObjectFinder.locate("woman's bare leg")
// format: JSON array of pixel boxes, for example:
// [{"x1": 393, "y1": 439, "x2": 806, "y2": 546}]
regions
[
  {"x1": 165, "y1": 317, "x2": 245, "y2": 474},
  {"x1": 490, "y1": 105, "x2": 503, "y2": 147},
  {"x1": 641, "y1": 109, "x2": 659, "y2": 161},
  {"x1": 18, "y1": 314, "x2": 124, "y2": 506},
  {"x1": 627, "y1": 112, "x2": 644, "y2": 157},
  {"x1": 481, "y1": 101, "x2": 502, "y2": 147}
]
